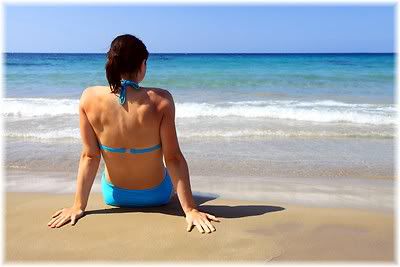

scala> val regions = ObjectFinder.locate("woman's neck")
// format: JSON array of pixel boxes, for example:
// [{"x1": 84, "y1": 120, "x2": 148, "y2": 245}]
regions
[{"x1": 121, "y1": 73, "x2": 140, "y2": 83}]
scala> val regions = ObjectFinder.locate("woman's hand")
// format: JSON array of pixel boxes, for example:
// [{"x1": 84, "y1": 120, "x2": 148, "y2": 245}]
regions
[
  {"x1": 185, "y1": 209, "x2": 220, "y2": 233},
  {"x1": 47, "y1": 206, "x2": 84, "y2": 228}
]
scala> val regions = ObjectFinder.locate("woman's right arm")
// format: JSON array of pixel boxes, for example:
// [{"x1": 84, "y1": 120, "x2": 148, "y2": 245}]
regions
[
  {"x1": 48, "y1": 88, "x2": 101, "y2": 228},
  {"x1": 159, "y1": 90, "x2": 220, "y2": 234}
]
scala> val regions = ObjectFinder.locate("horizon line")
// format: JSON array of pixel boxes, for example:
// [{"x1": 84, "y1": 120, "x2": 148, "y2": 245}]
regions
[{"x1": 4, "y1": 52, "x2": 396, "y2": 54}]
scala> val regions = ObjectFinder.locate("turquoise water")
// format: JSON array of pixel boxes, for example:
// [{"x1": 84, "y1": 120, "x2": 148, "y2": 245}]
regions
[
  {"x1": 4, "y1": 53, "x2": 395, "y2": 141},
  {"x1": 5, "y1": 53, "x2": 395, "y2": 103}
]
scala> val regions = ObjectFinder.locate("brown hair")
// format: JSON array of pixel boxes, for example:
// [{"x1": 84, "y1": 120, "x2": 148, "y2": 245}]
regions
[{"x1": 105, "y1": 34, "x2": 149, "y2": 94}]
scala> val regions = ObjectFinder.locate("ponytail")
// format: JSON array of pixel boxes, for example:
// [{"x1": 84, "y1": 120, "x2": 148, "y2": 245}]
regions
[{"x1": 105, "y1": 51, "x2": 121, "y2": 94}]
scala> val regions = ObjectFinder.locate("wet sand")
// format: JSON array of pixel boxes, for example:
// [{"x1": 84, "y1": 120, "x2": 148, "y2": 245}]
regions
[{"x1": 6, "y1": 192, "x2": 394, "y2": 262}]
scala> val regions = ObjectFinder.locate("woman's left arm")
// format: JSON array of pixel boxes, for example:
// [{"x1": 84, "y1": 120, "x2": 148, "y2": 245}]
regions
[{"x1": 48, "y1": 89, "x2": 101, "y2": 228}]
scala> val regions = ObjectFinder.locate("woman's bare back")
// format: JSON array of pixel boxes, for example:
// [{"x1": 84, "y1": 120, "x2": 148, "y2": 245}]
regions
[{"x1": 82, "y1": 85, "x2": 169, "y2": 190}]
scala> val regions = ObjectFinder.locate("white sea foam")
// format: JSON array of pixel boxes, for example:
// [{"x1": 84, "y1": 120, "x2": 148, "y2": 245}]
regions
[
  {"x1": 176, "y1": 101, "x2": 395, "y2": 125},
  {"x1": 181, "y1": 129, "x2": 393, "y2": 138},
  {"x1": 4, "y1": 127, "x2": 393, "y2": 140},
  {"x1": 2, "y1": 97, "x2": 395, "y2": 125},
  {"x1": 2, "y1": 98, "x2": 78, "y2": 117},
  {"x1": 5, "y1": 128, "x2": 80, "y2": 140}
]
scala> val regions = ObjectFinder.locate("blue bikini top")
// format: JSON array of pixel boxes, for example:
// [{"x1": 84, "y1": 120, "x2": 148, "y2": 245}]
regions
[{"x1": 98, "y1": 79, "x2": 162, "y2": 154}]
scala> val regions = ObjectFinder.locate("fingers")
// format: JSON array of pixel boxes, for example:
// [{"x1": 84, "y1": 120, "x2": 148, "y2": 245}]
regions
[
  {"x1": 47, "y1": 216, "x2": 59, "y2": 226},
  {"x1": 186, "y1": 221, "x2": 193, "y2": 232},
  {"x1": 49, "y1": 214, "x2": 70, "y2": 228},
  {"x1": 71, "y1": 215, "x2": 76, "y2": 226},
  {"x1": 204, "y1": 218, "x2": 216, "y2": 232},
  {"x1": 185, "y1": 211, "x2": 220, "y2": 234},
  {"x1": 49, "y1": 216, "x2": 64, "y2": 228},
  {"x1": 195, "y1": 222, "x2": 204, "y2": 234},
  {"x1": 199, "y1": 219, "x2": 211, "y2": 233},
  {"x1": 52, "y1": 209, "x2": 63, "y2": 218},
  {"x1": 55, "y1": 216, "x2": 70, "y2": 228},
  {"x1": 206, "y1": 213, "x2": 220, "y2": 222}
]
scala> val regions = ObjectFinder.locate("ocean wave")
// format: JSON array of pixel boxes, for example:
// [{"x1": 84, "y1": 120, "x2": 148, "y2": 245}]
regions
[
  {"x1": 182, "y1": 129, "x2": 393, "y2": 139},
  {"x1": 4, "y1": 128, "x2": 393, "y2": 140},
  {"x1": 2, "y1": 97, "x2": 395, "y2": 125},
  {"x1": 4, "y1": 128, "x2": 80, "y2": 141},
  {"x1": 2, "y1": 98, "x2": 78, "y2": 117},
  {"x1": 177, "y1": 101, "x2": 395, "y2": 125},
  {"x1": 6, "y1": 62, "x2": 53, "y2": 67},
  {"x1": 224, "y1": 100, "x2": 371, "y2": 107}
]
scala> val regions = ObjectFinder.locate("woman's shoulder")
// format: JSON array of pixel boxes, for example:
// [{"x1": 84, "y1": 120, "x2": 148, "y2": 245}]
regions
[
  {"x1": 79, "y1": 86, "x2": 108, "y2": 106},
  {"x1": 142, "y1": 87, "x2": 175, "y2": 109},
  {"x1": 81, "y1": 86, "x2": 109, "y2": 99},
  {"x1": 143, "y1": 87, "x2": 172, "y2": 98}
]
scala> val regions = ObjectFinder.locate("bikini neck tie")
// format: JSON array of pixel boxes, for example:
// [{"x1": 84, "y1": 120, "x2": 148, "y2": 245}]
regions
[{"x1": 119, "y1": 79, "x2": 140, "y2": 105}]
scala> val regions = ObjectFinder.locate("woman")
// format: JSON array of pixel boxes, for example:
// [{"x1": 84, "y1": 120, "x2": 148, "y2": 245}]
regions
[{"x1": 47, "y1": 34, "x2": 220, "y2": 234}]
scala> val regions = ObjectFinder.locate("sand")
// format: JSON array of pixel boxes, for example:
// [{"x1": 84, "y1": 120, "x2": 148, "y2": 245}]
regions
[{"x1": 6, "y1": 192, "x2": 394, "y2": 262}]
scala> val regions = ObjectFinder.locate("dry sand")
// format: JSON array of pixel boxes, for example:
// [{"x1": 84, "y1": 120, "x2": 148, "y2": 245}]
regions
[{"x1": 6, "y1": 192, "x2": 394, "y2": 262}]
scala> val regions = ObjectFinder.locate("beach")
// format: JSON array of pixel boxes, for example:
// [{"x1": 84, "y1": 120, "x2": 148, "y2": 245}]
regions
[
  {"x1": 6, "y1": 192, "x2": 394, "y2": 262},
  {"x1": 4, "y1": 53, "x2": 395, "y2": 262}
]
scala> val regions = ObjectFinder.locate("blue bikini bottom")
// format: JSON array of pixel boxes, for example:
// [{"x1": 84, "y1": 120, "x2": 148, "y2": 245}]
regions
[{"x1": 101, "y1": 167, "x2": 174, "y2": 207}]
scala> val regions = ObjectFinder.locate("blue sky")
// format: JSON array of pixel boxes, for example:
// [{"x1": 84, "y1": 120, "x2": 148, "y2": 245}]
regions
[{"x1": 5, "y1": 5, "x2": 395, "y2": 53}]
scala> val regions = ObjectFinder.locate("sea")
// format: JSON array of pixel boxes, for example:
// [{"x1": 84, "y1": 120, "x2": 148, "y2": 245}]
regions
[{"x1": 3, "y1": 53, "x2": 396, "y2": 211}]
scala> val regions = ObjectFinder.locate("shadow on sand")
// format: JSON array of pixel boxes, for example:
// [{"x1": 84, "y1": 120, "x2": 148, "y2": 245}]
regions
[{"x1": 84, "y1": 194, "x2": 285, "y2": 219}]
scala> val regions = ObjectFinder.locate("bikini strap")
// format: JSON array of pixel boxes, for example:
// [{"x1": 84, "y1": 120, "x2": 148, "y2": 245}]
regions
[
  {"x1": 119, "y1": 79, "x2": 140, "y2": 105},
  {"x1": 98, "y1": 142, "x2": 161, "y2": 154}
]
